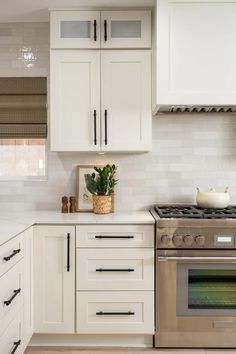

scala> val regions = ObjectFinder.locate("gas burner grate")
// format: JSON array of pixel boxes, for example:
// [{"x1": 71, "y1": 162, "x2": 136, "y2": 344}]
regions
[
  {"x1": 200, "y1": 206, "x2": 236, "y2": 219},
  {"x1": 154, "y1": 205, "x2": 202, "y2": 219},
  {"x1": 154, "y1": 204, "x2": 236, "y2": 219}
]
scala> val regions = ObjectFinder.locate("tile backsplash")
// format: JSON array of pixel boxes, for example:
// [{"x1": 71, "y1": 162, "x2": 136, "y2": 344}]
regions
[
  {"x1": 0, "y1": 22, "x2": 48, "y2": 77},
  {"x1": 0, "y1": 22, "x2": 236, "y2": 211}
]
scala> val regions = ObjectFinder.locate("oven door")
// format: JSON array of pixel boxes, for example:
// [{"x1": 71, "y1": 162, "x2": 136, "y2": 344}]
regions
[{"x1": 156, "y1": 250, "x2": 236, "y2": 348}]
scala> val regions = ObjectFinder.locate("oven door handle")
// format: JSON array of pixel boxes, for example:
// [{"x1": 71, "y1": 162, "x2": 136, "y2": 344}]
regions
[{"x1": 157, "y1": 256, "x2": 236, "y2": 262}]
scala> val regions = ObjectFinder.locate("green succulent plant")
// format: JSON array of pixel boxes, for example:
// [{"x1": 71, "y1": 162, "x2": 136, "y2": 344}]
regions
[{"x1": 85, "y1": 164, "x2": 117, "y2": 196}]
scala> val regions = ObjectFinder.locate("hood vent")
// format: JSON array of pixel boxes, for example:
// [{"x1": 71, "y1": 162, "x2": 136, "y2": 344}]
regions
[{"x1": 155, "y1": 105, "x2": 236, "y2": 114}]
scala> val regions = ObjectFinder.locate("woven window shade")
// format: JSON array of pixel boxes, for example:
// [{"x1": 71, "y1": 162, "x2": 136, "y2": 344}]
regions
[{"x1": 0, "y1": 77, "x2": 47, "y2": 138}]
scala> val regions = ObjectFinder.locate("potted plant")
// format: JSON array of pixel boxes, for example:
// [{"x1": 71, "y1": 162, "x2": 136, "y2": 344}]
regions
[{"x1": 85, "y1": 164, "x2": 117, "y2": 214}]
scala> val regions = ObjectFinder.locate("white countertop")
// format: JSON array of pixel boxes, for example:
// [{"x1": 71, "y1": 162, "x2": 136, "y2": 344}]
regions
[{"x1": 0, "y1": 210, "x2": 155, "y2": 246}]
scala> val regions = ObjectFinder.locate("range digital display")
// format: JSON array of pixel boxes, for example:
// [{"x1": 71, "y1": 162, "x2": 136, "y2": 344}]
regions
[{"x1": 216, "y1": 235, "x2": 234, "y2": 244}]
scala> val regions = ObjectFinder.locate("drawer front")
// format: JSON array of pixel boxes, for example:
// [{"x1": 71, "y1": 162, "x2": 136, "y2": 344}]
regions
[
  {"x1": 0, "y1": 311, "x2": 23, "y2": 354},
  {"x1": 0, "y1": 260, "x2": 23, "y2": 336},
  {"x1": 0, "y1": 234, "x2": 24, "y2": 277},
  {"x1": 76, "y1": 291, "x2": 154, "y2": 334},
  {"x1": 76, "y1": 248, "x2": 154, "y2": 290},
  {"x1": 76, "y1": 225, "x2": 154, "y2": 248}
]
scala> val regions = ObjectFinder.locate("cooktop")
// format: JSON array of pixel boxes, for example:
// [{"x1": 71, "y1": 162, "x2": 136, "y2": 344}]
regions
[{"x1": 154, "y1": 204, "x2": 236, "y2": 219}]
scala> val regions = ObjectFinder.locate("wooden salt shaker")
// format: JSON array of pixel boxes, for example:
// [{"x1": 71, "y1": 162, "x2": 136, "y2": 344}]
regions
[
  {"x1": 69, "y1": 196, "x2": 77, "y2": 213},
  {"x1": 61, "y1": 196, "x2": 68, "y2": 213}
]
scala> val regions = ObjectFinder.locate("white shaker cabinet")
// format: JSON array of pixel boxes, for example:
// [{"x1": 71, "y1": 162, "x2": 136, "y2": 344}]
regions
[
  {"x1": 76, "y1": 224, "x2": 154, "y2": 335},
  {"x1": 0, "y1": 311, "x2": 24, "y2": 354},
  {"x1": 34, "y1": 226, "x2": 75, "y2": 333},
  {"x1": 101, "y1": 50, "x2": 151, "y2": 152},
  {"x1": 0, "y1": 229, "x2": 32, "y2": 354},
  {"x1": 154, "y1": 0, "x2": 236, "y2": 107},
  {"x1": 50, "y1": 10, "x2": 151, "y2": 49},
  {"x1": 50, "y1": 50, "x2": 152, "y2": 152},
  {"x1": 50, "y1": 50, "x2": 100, "y2": 152},
  {"x1": 23, "y1": 227, "x2": 34, "y2": 350}
]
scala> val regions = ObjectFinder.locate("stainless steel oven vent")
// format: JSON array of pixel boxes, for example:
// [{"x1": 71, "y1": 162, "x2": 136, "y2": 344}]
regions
[{"x1": 155, "y1": 105, "x2": 236, "y2": 115}]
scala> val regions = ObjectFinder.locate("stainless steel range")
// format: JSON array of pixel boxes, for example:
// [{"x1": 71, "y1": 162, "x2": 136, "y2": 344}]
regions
[{"x1": 152, "y1": 204, "x2": 236, "y2": 348}]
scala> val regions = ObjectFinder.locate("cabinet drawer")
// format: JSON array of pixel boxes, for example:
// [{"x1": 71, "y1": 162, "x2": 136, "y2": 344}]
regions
[
  {"x1": 76, "y1": 291, "x2": 154, "y2": 334},
  {"x1": 0, "y1": 311, "x2": 23, "y2": 354},
  {"x1": 0, "y1": 260, "x2": 23, "y2": 336},
  {"x1": 0, "y1": 234, "x2": 24, "y2": 277},
  {"x1": 76, "y1": 248, "x2": 154, "y2": 291},
  {"x1": 76, "y1": 225, "x2": 154, "y2": 248}
]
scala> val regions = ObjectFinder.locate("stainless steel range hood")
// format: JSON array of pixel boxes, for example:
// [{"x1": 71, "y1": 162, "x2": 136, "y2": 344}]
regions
[{"x1": 155, "y1": 105, "x2": 236, "y2": 115}]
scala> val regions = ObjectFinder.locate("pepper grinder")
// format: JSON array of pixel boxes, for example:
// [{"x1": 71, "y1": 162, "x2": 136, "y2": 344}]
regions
[
  {"x1": 69, "y1": 196, "x2": 77, "y2": 213},
  {"x1": 61, "y1": 196, "x2": 69, "y2": 213}
]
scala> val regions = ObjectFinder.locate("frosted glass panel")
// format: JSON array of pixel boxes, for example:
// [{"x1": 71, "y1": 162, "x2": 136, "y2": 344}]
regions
[
  {"x1": 60, "y1": 21, "x2": 91, "y2": 38},
  {"x1": 111, "y1": 21, "x2": 141, "y2": 38}
]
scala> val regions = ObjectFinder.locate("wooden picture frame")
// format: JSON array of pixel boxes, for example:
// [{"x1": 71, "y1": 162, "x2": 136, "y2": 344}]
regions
[{"x1": 76, "y1": 165, "x2": 115, "y2": 212}]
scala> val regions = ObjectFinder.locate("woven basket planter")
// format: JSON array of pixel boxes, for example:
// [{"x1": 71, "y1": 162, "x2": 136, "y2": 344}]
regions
[{"x1": 93, "y1": 195, "x2": 112, "y2": 214}]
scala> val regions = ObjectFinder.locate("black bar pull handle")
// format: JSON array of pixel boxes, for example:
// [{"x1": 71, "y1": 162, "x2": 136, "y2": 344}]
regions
[
  {"x1": 95, "y1": 235, "x2": 134, "y2": 239},
  {"x1": 104, "y1": 20, "x2": 107, "y2": 41},
  {"x1": 96, "y1": 311, "x2": 135, "y2": 316},
  {"x1": 104, "y1": 109, "x2": 108, "y2": 145},
  {"x1": 96, "y1": 268, "x2": 135, "y2": 272},
  {"x1": 3, "y1": 249, "x2": 21, "y2": 262},
  {"x1": 10, "y1": 340, "x2": 21, "y2": 354},
  {"x1": 4, "y1": 288, "x2": 21, "y2": 306},
  {"x1": 93, "y1": 20, "x2": 97, "y2": 41},
  {"x1": 67, "y1": 233, "x2": 70, "y2": 272},
  {"x1": 93, "y1": 109, "x2": 97, "y2": 145}
]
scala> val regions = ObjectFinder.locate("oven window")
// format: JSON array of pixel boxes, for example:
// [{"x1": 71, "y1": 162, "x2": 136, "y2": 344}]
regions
[{"x1": 188, "y1": 269, "x2": 236, "y2": 309}]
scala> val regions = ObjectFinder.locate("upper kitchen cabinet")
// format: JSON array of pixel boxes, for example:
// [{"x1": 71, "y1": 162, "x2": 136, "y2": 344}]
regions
[
  {"x1": 50, "y1": 50, "x2": 151, "y2": 152},
  {"x1": 153, "y1": 0, "x2": 236, "y2": 109},
  {"x1": 50, "y1": 10, "x2": 151, "y2": 49},
  {"x1": 101, "y1": 50, "x2": 152, "y2": 152},
  {"x1": 100, "y1": 11, "x2": 151, "y2": 48},
  {"x1": 50, "y1": 50, "x2": 101, "y2": 152},
  {"x1": 50, "y1": 11, "x2": 101, "y2": 48}
]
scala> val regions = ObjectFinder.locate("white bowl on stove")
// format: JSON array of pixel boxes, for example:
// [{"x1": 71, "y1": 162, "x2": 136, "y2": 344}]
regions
[{"x1": 196, "y1": 187, "x2": 230, "y2": 209}]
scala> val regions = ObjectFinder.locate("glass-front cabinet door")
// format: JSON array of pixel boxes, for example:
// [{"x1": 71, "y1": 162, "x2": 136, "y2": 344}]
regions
[
  {"x1": 50, "y1": 11, "x2": 101, "y2": 48},
  {"x1": 101, "y1": 11, "x2": 151, "y2": 48}
]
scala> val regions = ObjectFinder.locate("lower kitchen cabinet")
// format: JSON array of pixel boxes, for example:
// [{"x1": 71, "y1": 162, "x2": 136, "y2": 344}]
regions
[
  {"x1": 0, "y1": 232, "x2": 24, "y2": 277},
  {"x1": 33, "y1": 225, "x2": 75, "y2": 333},
  {"x1": 0, "y1": 259, "x2": 23, "y2": 336},
  {"x1": 0, "y1": 221, "x2": 154, "y2": 348},
  {"x1": 76, "y1": 224, "x2": 154, "y2": 248},
  {"x1": 23, "y1": 227, "x2": 34, "y2": 349},
  {"x1": 76, "y1": 223, "x2": 155, "y2": 335},
  {"x1": 0, "y1": 228, "x2": 32, "y2": 353},
  {"x1": 76, "y1": 248, "x2": 154, "y2": 291},
  {"x1": 0, "y1": 311, "x2": 24, "y2": 354},
  {"x1": 76, "y1": 291, "x2": 154, "y2": 334}
]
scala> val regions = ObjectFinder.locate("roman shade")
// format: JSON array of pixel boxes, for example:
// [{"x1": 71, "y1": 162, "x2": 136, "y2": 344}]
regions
[{"x1": 0, "y1": 77, "x2": 47, "y2": 138}]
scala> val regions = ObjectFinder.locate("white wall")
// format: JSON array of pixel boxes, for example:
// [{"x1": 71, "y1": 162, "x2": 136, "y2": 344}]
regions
[{"x1": 0, "y1": 22, "x2": 236, "y2": 211}]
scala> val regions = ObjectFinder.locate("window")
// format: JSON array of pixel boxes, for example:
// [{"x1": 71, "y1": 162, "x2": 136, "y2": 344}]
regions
[
  {"x1": 0, "y1": 77, "x2": 47, "y2": 179},
  {"x1": 0, "y1": 138, "x2": 46, "y2": 179}
]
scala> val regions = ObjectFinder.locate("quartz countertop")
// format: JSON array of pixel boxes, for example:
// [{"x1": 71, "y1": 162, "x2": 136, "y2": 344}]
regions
[{"x1": 0, "y1": 210, "x2": 155, "y2": 246}]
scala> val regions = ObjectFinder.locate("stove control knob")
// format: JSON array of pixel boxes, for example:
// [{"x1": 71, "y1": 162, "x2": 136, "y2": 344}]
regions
[
  {"x1": 195, "y1": 235, "x2": 205, "y2": 246},
  {"x1": 183, "y1": 235, "x2": 194, "y2": 246},
  {"x1": 161, "y1": 234, "x2": 171, "y2": 245},
  {"x1": 172, "y1": 235, "x2": 183, "y2": 247}
]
